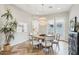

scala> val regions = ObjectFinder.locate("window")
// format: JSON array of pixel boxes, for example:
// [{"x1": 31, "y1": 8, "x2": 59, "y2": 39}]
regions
[
  {"x1": 32, "y1": 20, "x2": 39, "y2": 35},
  {"x1": 17, "y1": 22, "x2": 27, "y2": 32}
]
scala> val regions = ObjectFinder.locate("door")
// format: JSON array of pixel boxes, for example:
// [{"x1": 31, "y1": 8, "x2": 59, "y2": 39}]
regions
[
  {"x1": 55, "y1": 19, "x2": 65, "y2": 40},
  {"x1": 47, "y1": 18, "x2": 65, "y2": 40}
]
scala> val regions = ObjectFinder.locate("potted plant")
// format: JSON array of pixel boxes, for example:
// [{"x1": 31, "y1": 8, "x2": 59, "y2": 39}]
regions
[{"x1": 0, "y1": 9, "x2": 17, "y2": 52}]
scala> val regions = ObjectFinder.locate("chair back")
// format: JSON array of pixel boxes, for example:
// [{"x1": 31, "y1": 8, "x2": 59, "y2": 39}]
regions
[
  {"x1": 31, "y1": 35, "x2": 40, "y2": 46},
  {"x1": 56, "y1": 33, "x2": 60, "y2": 41},
  {"x1": 44, "y1": 36, "x2": 53, "y2": 47}
]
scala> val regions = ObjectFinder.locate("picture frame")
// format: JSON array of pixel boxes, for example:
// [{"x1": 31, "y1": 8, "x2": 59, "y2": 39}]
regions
[{"x1": 70, "y1": 16, "x2": 77, "y2": 32}]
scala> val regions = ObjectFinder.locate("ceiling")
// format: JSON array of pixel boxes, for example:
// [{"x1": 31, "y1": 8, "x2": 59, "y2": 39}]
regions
[{"x1": 14, "y1": 4, "x2": 72, "y2": 16}]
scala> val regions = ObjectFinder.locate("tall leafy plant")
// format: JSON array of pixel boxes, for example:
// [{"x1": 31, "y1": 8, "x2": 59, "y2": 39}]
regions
[{"x1": 0, "y1": 9, "x2": 17, "y2": 45}]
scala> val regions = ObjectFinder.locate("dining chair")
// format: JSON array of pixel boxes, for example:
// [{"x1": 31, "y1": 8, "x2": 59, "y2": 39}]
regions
[
  {"x1": 29, "y1": 35, "x2": 32, "y2": 42},
  {"x1": 31, "y1": 36, "x2": 40, "y2": 50},
  {"x1": 29, "y1": 33, "x2": 33, "y2": 41},
  {"x1": 52, "y1": 33, "x2": 60, "y2": 51},
  {"x1": 41, "y1": 36, "x2": 53, "y2": 55}
]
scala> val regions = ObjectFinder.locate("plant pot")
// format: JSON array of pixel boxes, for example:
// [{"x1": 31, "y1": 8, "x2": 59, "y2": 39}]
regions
[{"x1": 3, "y1": 44, "x2": 12, "y2": 52}]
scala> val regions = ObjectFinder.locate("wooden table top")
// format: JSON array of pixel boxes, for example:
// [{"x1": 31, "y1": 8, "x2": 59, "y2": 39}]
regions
[
  {"x1": 33, "y1": 35, "x2": 45, "y2": 39},
  {"x1": 30, "y1": 35, "x2": 55, "y2": 40}
]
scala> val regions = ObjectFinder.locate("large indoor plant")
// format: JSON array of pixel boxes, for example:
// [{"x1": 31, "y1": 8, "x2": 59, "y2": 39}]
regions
[{"x1": 0, "y1": 9, "x2": 17, "y2": 52}]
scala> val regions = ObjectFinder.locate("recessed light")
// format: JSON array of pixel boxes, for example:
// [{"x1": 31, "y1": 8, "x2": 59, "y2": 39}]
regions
[
  {"x1": 57, "y1": 8, "x2": 61, "y2": 10},
  {"x1": 41, "y1": 4, "x2": 44, "y2": 6},
  {"x1": 49, "y1": 6, "x2": 53, "y2": 8}
]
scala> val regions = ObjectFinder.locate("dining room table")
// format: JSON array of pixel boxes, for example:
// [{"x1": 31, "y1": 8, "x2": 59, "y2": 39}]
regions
[{"x1": 31, "y1": 34, "x2": 55, "y2": 48}]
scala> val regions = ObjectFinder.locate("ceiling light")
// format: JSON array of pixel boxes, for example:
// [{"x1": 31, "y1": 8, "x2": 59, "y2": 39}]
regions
[
  {"x1": 57, "y1": 8, "x2": 61, "y2": 10},
  {"x1": 39, "y1": 17, "x2": 46, "y2": 20},
  {"x1": 39, "y1": 17, "x2": 47, "y2": 26},
  {"x1": 41, "y1": 4, "x2": 44, "y2": 6},
  {"x1": 49, "y1": 6, "x2": 53, "y2": 8}
]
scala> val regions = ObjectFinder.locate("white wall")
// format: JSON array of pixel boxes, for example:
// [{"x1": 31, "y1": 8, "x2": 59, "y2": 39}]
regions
[
  {"x1": 69, "y1": 5, "x2": 79, "y2": 20},
  {"x1": 69, "y1": 5, "x2": 79, "y2": 32},
  {"x1": 0, "y1": 5, "x2": 33, "y2": 46},
  {"x1": 33, "y1": 12, "x2": 69, "y2": 41}
]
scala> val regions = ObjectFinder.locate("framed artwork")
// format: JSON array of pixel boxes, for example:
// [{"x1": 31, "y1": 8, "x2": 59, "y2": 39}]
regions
[{"x1": 70, "y1": 17, "x2": 77, "y2": 32}]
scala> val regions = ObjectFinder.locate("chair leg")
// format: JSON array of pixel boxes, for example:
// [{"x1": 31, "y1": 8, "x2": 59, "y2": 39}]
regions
[
  {"x1": 57, "y1": 42, "x2": 60, "y2": 51},
  {"x1": 31, "y1": 46, "x2": 34, "y2": 53},
  {"x1": 49, "y1": 44, "x2": 54, "y2": 55},
  {"x1": 56, "y1": 43, "x2": 60, "y2": 52},
  {"x1": 49, "y1": 47, "x2": 53, "y2": 55}
]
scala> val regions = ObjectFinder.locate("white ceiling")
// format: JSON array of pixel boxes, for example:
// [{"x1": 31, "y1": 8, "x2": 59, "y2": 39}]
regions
[{"x1": 14, "y1": 4, "x2": 72, "y2": 16}]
